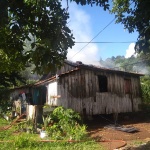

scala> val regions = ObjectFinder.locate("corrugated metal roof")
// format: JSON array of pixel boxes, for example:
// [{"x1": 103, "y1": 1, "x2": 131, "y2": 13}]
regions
[
  {"x1": 10, "y1": 60, "x2": 144, "y2": 89},
  {"x1": 65, "y1": 60, "x2": 144, "y2": 76},
  {"x1": 35, "y1": 60, "x2": 143, "y2": 87},
  {"x1": 34, "y1": 68, "x2": 79, "y2": 86}
]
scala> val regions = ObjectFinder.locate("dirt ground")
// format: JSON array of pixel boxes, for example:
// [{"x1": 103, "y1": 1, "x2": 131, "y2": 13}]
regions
[{"x1": 86, "y1": 112, "x2": 150, "y2": 150}]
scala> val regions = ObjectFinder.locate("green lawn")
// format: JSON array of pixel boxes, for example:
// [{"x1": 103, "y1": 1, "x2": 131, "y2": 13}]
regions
[{"x1": 0, "y1": 117, "x2": 104, "y2": 150}]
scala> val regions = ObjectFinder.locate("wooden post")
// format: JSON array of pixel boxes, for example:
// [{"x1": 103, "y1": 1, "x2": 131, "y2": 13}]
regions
[
  {"x1": 34, "y1": 105, "x2": 37, "y2": 131},
  {"x1": 113, "y1": 113, "x2": 118, "y2": 126}
]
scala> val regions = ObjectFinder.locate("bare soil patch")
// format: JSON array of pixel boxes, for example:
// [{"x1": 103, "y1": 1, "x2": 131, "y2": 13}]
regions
[{"x1": 86, "y1": 112, "x2": 150, "y2": 150}]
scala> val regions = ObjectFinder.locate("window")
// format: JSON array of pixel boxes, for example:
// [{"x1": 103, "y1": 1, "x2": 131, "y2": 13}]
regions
[
  {"x1": 83, "y1": 108, "x2": 86, "y2": 116},
  {"x1": 98, "y1": 75, "x2": 108, "y2": 92},
  {"x1": 124, "y1": 78, "x2": 131, "y2": 94}
]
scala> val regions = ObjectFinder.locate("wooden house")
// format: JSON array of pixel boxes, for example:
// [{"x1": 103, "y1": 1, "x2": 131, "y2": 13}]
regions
[{"x1": 34, "y1": 60, "x2": 143, "y2": 117}]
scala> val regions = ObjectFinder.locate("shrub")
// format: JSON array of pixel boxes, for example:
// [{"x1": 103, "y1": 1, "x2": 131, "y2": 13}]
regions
[
  {"x1": 0, "y1": 88, "x2": 12, "y2": 114},
  {"x1": 13, "y1": 133, "x2": 38, "y2": 148},
  {"x1": 44, "y1": 106, "x2": 87, "y2": 140},
  {"x1": 141, "y1": 76, "x2": 150, "y2": 104}
]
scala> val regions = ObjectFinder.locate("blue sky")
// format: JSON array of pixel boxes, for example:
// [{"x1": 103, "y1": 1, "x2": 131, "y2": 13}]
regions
[{"x1": 62, "y1": 1, "x2": 138, "y2": 65}]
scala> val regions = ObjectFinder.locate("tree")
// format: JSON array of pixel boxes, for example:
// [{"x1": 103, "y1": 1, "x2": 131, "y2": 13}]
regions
[
  {"x1": 0, "y1": 0, "x2": 112, "y2": 87},
  {"x1": 111, "y1": 0, "x2": 150, "y2": 54},
  {"x1": 0, "y1": 48, "x2": 26, "y2": 87},
  {"x1": 0, "y1": 0, "x2": 107, "y2": 88},
  {"x1": 72, "y1": 0, "x2": 150, "y2": 56},
  {"x1": 70, "y1": 0, "x2": 109, "y2": 9},
  {"x1": 6, "y1": 0, "x2": 150, "y2": 87},
  {"x1": 0, "y1": 72, "x2": 26, "y2": 87},
  {"x1": 100, "y1": 54, "x2": 150, "y2": 74},
  {"x1": 0, "y1": 0, "x2": 74, "y2": 76}
]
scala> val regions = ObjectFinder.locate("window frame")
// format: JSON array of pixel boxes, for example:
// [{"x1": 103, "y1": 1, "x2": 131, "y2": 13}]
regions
[
  {"x1": 124, "y1": 78, "x2": 132, "y2": 94},
  {"x1": 98, "y1": 75, "x2": 108, "y2": 92}
]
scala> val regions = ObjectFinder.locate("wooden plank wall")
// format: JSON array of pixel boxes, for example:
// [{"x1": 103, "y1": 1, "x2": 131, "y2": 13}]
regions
[{"x1": 56, "y1": 68, "x2": 142, "y2": 116}]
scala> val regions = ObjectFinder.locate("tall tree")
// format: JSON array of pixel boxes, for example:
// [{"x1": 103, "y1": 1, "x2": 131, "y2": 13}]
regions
[
  {"x1": 111, "y1": 0, "x2": 150, "y2": 54},
  {"x1": 0, "y1": 0, "x2": 74, "y2": 76},
  {"x1": 0, "y1": 0, "x2": 111, "y2": 87}
]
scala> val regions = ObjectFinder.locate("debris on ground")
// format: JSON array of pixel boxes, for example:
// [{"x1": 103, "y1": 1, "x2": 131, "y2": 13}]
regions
[{"x1": 104, "y1": 124, "x2": 139, "y2": 133}]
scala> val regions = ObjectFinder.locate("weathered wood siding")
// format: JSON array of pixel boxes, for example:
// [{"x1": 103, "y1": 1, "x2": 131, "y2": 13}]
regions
[
  {"x1": 49, "y1": 68, "x2": 142, "y2": 115},
  {"x1": 26, "y1": 105, "x2": 43, "y2": 123}
]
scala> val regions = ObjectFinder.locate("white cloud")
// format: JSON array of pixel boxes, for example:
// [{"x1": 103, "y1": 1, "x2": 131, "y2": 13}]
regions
[
  {"x1": 125, "y1": 43, "x2": 136, "y2": 58},
  {"x1": 63, "y1": 2, "x2": 100, "y2": 66}
]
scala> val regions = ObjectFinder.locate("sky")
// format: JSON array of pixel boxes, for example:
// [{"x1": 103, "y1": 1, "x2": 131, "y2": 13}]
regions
[{"x1": 62, "y1": 1, "x2": 139, "y2": 65}]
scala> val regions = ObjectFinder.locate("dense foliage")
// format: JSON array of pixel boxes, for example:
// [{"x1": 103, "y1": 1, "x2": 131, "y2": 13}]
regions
[
  {"x1": 0, "y1": 0, "x2": 74, "y2": 76},
  {"x1": 43, "y1": 106, "x2": 87, "y2": 140},
  {"x1": 0, "y1": 88, "x2": 12, "y2": 113},
  {"x1": 141, "y1": 76, "x2": 150, "y2": 104}
]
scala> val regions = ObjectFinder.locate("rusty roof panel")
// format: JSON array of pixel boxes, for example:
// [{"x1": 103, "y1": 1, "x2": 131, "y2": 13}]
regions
[
  {"x1": 65, "y1": 60, "x2": 144, "y2": 76},
  {"x1": 34, "y1": 68, "x2": 79, "y2": 86}
]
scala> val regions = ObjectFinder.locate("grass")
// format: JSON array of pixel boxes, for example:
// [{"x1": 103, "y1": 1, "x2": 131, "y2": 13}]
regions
[
  {"x1": 0, "y1": 117, "x2": 105, "y2": 150},
  {"x1": 127, "y1": 140, "x2": 150, "y2": 150},
  {"x1": 132, "y1": 140, "x2": 144, "y2": 146},
  {"x1": 0, "y1": 139, "x2": 103, "y2": 150}
]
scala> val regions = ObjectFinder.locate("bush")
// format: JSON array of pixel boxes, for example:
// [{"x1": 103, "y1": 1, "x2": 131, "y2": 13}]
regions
[
  {"x1": 141, "y1": 76, "x2": 150, "y2": 104},
  {"x1": 14, "y1": 133, "x2": 36, "y2": 148},
  {"x1": 0, "y1": 88, "x2": 12, "y2": 114},
  {"x1": 44, "y1": 106, "x2": 87, "y2": 140}
]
